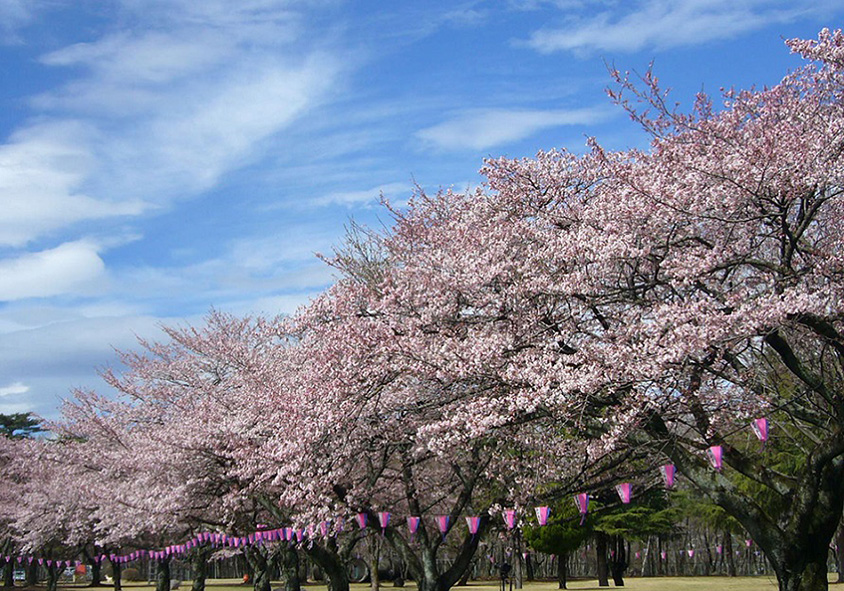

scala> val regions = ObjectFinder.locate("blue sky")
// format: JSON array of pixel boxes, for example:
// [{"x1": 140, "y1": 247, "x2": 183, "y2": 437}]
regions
[{"x1": 0, "y1": 0, "x2": 841, "y2": 419}]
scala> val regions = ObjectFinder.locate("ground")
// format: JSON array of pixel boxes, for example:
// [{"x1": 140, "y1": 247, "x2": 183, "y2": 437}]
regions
[{"x1": 11, "y1": 577, "x2": 843, "y2": 591}]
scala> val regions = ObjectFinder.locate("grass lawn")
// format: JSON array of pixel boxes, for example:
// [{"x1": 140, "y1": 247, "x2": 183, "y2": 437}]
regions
[{"x1": 46, "y1": 576, "x2": 843, "y2": 591}]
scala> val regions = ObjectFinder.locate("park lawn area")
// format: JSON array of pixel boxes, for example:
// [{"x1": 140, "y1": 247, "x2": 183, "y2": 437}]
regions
[{"x1": 51, "y1": 577, "x2": 844, "y2": 591}]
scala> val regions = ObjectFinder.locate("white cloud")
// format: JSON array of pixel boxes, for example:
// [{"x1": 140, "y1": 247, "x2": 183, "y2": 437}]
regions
[
  {"x1": 0, "y1": 241, "x2": 106, "y2": 301},
  {"x1": 525, "y1": 0, "x2": 805, "y2": 54},
  {"x1": 0, "y1": 382, "x2": 29, "y2": 398},
  {"x1": 416, "y1": 107, "x2": 611, "y2": 151},
  {"x1": 0, "y1": 121, "x2": 147, "y2": 247},
  {"x1": 312, "y1": 181, "x2": 412, "y2": 207}
]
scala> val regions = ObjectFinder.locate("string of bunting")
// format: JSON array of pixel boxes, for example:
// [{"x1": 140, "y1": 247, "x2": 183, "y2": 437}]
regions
[{"x1": 1, "y1": 418, "x2": 770, "y2": 568}]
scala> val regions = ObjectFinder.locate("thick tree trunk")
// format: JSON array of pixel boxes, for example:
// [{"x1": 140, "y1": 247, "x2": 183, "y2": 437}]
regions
[
  {"x1": 191, "y1": 548, "x2": 210, "y2": 591},
  {"x1": 90, "y1": 559, "x2": 103, "y2": 586},
  {"x1": 595, "y1": 533, "x2": 609, "y2": 587},
  {"x1": 2, "y1": 560, "x2": 14, "y2": 587},
  {"x1": 279, "y1": 545, "x2": 301, "y2": 591},
  {"x1": 557, "y1": 552, "x2": 568, "y2": 589},
  {"x1": 306, "y1": 543, "x2": 350, "y2": 591},
  {"x1": 369, "y1": 537, "x2": 380, "y2": 591},
  {"x1": 609, "y1": 536, "x2": 627, "y2": 587},
  {"x1": 111, "y1": 559, "x2": 122, "y2": 591},
  {"x1": 156, "y1": 558, "x2": 171, "y2": 591},
  {"x1": 46, "y1": 564, "x2": 59, "y2": 591},
  {"x1": 244, "y1": 549, "x2": 271, "y2": 591},
  {"x1": 81, "y1": 548, "x2": 103, "y2": 587},
  {"x1": 25, "y1": 559, "x2": 37, "y2": 586},
  {"x1": 47, "y1": 564, "x2": 59, "y2": 591}
]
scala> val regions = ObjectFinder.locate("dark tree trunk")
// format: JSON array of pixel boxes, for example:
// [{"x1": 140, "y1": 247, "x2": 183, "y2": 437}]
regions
[
  {"x1": 279, "y1": 545, "x2": 301, "y2": 591},
  {"x1": 595, "y1": 533, "x2": 609, "y2": 587},
  {"x1": 111, "y1": 559, "x2": 122, "y2": 591},
  {"x1": 25, "y1": 559, "x2": 37, "y2": 586},
  {"x1": 191, "y1": 548, "x2": 211, "y2": 591},
  {"x1": 2, "y1": 559, "x2": 14, "y2": 587},
  {"x1": 46, "y1": 564, "x2": 59, "y2": 591},
  {"x1": 306, "y1": 542, "x2": 350, "y2": 591},
  {"x1": 725, "y1": 534, "x2": 736, "y2": 577},
  {"x1": 244, "y1": 548, "x2": 271, "y2": 591},
  {"x1": 557, "y1": 552, "x2": 568, "y2": 589},
  {"x1": 90, "y1": 560, "x2": 103, "y2": 586},
  {"x1": 156, "y1": 558, "x2": 171, "y2": 591},
  {"x1": 608, "y1": 536, "x2": 627, "y2": 587},
  {"x1": 369, "y1": 538, "x2": 380, "y2": 591}
]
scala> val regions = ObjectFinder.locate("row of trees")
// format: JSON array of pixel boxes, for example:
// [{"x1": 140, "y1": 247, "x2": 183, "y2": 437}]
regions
[{"x1": 2, "y1": 27, "x2": 844, "y2": 591}]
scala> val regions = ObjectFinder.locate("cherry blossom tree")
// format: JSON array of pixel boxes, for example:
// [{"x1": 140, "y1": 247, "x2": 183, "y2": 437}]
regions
[{"x1": 289, "y1": 27, "x2": 844, "y2": 591}]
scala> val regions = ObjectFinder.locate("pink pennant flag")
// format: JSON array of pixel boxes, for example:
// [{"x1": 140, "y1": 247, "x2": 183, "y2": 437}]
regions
[
  {"x1": 535, "y1": 506, "x2": 550, "y2": 526},
  {"x1": 752, "y1": 418, "x2": 769, "y2": 448},
  {"x1": 465, "y1": 516, "x2": 481, "y2": 538},
  {"x1": 687, "y1": 549, "x2": 695, "y2": 558},
  {"x1": 356, "y1": 513, "x2": 368, "y2": 530},
  {"x1": 284, "y1": 527, "x2": 294, "y2": 542},
  {"x1": 707, "y1": 446, "x2": 723, "y2": 472},
  {"x1": 716, "y1": 545, "x2": 723, "y2": 555},
  {"x1": 320, "y1": 521, "x2": 330, "y2": 538},
  {"x1": 661, "y1": 464, "x2": 676, "y2": 488},
  {"x1": 745, "y1": 539, "x2": 752, "y2": 548},
  {"x1": 377, "y1": 512, "x2": 391, "y2": 535},
  {"x1": 407, "y1": 516, "x2": 420, "y2": 540},
  {"x1": 660, "y1": 551, "x2": 667, "y2": 561},
  {"x1": 437, "y1": 515, "x2": 450, "y2": 539},
  {"x1": 295, "y1": 529, "x2": 304, "y2": 543},
  {"x1": 38, "y1": 558, "x2": 43, "y2": 565},
  {"x1": 615, "y1": 483, "x2": 632, "y2": 504},
  {"x1": 47, "y1": 560, "x2": 53, "y2": 567},
  {"x1": 574, "y1": 493, "x2": 589, "y2": 525},
  {"x1": 503, "y1": 509, "x2": 517, "y2": 530},
  {"x1": 635, "y1": 552, "x2": 641, "y2": 559}
]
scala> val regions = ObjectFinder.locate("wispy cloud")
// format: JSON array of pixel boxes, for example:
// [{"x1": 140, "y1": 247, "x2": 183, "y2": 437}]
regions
[
  {"x1": 0, "y1": 121, "x2": 146, "y2": 247},
  {"x1": 0, "y1": 381, "x2": 28, "y2": 398},
  {"x1": 0, "y1": 241, "x2": 106, "y2": 301},
  {"x1": 416, "y1": 107, "x2": 612, "y2": 151},
  {"x1": 524, "y1": 0, "x2": 807, "y2": 54},
  {"x1": 312, "y1": 182, "x2": 412, "y2": 207}
]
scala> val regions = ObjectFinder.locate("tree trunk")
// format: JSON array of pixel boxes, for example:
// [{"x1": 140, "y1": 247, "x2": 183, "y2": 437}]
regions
[
  {"x1": 306, "y1": 543, "x2": 350, "y2": 591},
  {"x1": 156, "y1": 558, "x2": 171, "y2": 591},
  {"x1": 3, "y1": 559, "x2": 14, "y2": 587},
  {"x1": 244, "y1": 549, "x2": 271, "y2": 591},
  {"x1": 46, "y1": 564, "x2": 59, "y2": 591},
  {"x1": 369, "y1": 550, "x2": 380, "y2": 591},
  {"x1": 724, "y1": 534, "x2": 736, "y2": 577},
  {"x1": 25, "y1": 559, "x2": 37, "y2": 586},
  {"x1": 90, "y1": 559, "x2": 103, "y2": 586},
  {"x1": 279, "y1": 545, "x2": 301, "y2": 591},
  {"x1": 111, "y1": 559, "x2": 122, "y2": 591},
  {"x1": 595, "y1": 533, "x2": 609, "y2": 587},
  {"x1": 609, "y1": 536, "x2": 626, "y2": 587},
  {"x1": 191, "y1": 549, "x2": 210, "y2": 591},
  {"x1": 557, "y1": 552, "x2": 568, "y2": 589}
]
